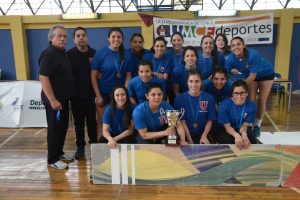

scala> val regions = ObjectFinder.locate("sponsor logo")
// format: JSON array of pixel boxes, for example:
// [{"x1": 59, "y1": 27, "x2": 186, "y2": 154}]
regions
[
  {"x1": 12, "y1": 98, "x2": 24, "y2": 111},
  {"x1": 29, "y1": 99, "x2": 45, "y2": 110}
]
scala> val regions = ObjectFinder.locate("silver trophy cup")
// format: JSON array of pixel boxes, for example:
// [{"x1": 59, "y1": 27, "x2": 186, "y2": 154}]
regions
[{"x1": 160, "y1": 108, "x2": 185, "y2": 145}]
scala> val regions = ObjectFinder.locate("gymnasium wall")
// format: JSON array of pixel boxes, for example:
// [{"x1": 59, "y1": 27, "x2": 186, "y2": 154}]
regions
[{"x1": 0, "y1": 10, "x2": 299, "y2": 90}]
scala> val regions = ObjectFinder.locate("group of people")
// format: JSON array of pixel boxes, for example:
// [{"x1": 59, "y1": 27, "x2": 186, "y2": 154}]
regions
[{"x1": 39, "y1": 25, "x2": 274, "y2": 170}]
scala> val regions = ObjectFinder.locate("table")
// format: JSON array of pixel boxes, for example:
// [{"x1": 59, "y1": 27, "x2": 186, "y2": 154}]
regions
[{"x1": 273, "y1": 78, "x2": 292, "y2": 112}]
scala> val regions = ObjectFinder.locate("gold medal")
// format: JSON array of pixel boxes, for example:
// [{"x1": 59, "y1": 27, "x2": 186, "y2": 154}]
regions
[
  {"x1": 192, "y1": 122, "x2": 198, "y2": 129},
  {"x1": 117, "y1": 72, "x2": 121, "y2": 78}
]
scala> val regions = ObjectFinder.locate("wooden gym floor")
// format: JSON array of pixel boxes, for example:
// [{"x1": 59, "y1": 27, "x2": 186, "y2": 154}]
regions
[{"x1": 0, "y1": 93, "x2": 300, "y2": 199}]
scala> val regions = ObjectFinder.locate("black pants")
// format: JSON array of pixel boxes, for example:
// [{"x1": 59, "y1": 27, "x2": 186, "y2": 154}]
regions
[
  {"x1": 214, "y1": 126, "x2": 257, "y2": 144},
  {"x1": 70, "y1": 98, "x2": 97, "y2": 149},
  {"x1": 44, "y1": 100, "x2": 69, "y2": 164}
]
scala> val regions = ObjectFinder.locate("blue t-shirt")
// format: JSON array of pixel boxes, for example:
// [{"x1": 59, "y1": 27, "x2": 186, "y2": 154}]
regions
[
  {"x1": 91, "y1": 46, "x2": 133, "y2": 93},
  {"x1": 143, "y1": 53, "x2": 172, "y2": 76},
  {"x1": 197, "y1": 52, "x2": 225, "y2": 80},
  {"x1": 133, "y1": 101, "x2": 173, "y2": 132},
  {"x1": 225, "y1": 48, "x2": 274, "y2": 80},
  {"x1": 172, "y1": 63, "x2": 202, "y2": 94},
  {"x1": 166, "y1": 49, "x2": 183, "y2": 73},
  {"x1": 126, "y1": 48, "x2": 151, "y2": 77},
  {"x1": 102, "y1": 105, "x2": 132, "y2": 137},
  {"x1": 218, "y1": 98, "x2": 256, "y2": 131},
  {"x1": 128, "y1": 76, "x2": 166, "y2": 105},
  {"x1": 203, "y1": 79, "x2": 233, "y2": 104},
  {"x1": 174, "y1": 91, "x2": 216, "y2": 137}
]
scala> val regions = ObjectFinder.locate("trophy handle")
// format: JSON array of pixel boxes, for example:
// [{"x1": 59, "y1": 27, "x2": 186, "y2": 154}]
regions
[
  {"x1": 178, "y1": 108, "x2": 185, "y2": 121},
  {"x1": 159, "y1": 108, "x2": 165, "y2": 116}
]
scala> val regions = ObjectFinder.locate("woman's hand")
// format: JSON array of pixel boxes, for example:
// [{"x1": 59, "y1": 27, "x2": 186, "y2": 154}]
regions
[
  {"x1": 234, "y1": 133, "x2": 243, "y2": 149},
  {"x1": 95, "y1": 96, "x2": 104, "y2": 107},
  {"x1": 180, "y1": 140, "x2": 188, "y2": 146},
  {"x1": 241, "y1": 132, "x2": 250, "y2": 149},
  {"x1": 107, "y1": 138, "x2": 117, "y2": 148},
  {"x1": 200, "y1": 136, "x2": 210, "y2": 144}
]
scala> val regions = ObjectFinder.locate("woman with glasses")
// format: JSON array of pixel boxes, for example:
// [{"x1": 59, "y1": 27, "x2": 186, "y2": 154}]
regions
[
  {"x1": 225, "y1": 36, "x2": 274, "y2": 137},
  {"x1": 217, "y1": 79, "x2": 257, "y2": 149},
  {"x1": 174, "y1": 70, "x2": 216, "y2": 144}
]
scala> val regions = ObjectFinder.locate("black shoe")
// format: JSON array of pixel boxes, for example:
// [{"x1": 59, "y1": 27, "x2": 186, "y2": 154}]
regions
[{"x1": 75, "y1": 148, "x2": 85, "y2": 160}]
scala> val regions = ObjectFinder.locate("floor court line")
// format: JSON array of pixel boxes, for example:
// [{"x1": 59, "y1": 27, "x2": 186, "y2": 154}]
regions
[
  {"x1": 0, "y1": 128, "x2": 23, "y2": 148},
  {"x1": 265, "y1": 112, "x2": 280, "y2": 132},
  {"x1": 34, "y1": 128, "x2": 46, "y2": 135}
]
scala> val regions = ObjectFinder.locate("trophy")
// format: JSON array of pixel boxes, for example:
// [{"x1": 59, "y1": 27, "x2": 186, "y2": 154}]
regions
[{"x1": 160, "y1": 108, "x2": 185, "y2": 145}]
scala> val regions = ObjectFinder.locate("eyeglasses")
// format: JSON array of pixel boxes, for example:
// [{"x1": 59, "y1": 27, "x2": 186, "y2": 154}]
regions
[{"x1": 233, "y1": 91, "x2": 247, "y2": 97}]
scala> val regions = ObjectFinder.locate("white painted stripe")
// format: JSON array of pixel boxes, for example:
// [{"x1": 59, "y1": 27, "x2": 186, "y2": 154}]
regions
[
  {"x1": 265, "y1": 112, "x2": 280, "y2": 132},
  {"x1": 110, "y1": 148, "x2": 120, "y2": 184},
  {"x1": 131, "y1": 145, "x2": 135, "y2": 185},
  {"x1": 121, "y1": 144, "x2": 128, "y2": 184},
  {"x1": 0, "y1": 128, "x2": 23, "y2": 148},
  {"x1": 34, "y1": 128, "x2": 46, "y2": 135}
]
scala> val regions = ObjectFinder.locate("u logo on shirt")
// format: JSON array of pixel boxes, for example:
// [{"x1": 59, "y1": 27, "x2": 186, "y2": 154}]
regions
[
  {"x1": 199, "y1": 101, "x2": 208, "y2": 112},
  {"x1": 160, "y1": 115, "x2": 167, "y2": 124}
]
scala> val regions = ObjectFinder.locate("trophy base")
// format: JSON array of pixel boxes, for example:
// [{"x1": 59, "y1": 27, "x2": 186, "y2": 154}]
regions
[{"x1": 165, "y1": 139, "x2": 179, "y2": 146}]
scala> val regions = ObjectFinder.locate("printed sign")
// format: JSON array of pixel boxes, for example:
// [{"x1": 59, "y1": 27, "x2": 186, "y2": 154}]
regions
[{"x1": 153, "y1": 13, "x2": 273, "y2": 46}]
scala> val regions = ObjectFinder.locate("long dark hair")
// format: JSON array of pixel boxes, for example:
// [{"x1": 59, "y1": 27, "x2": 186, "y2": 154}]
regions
[
  {"x1": 231, "y1": 36, "x2": 248, "y2": 60},
  {"x1": 130, "y1": 32, "x2": 146, "y2": 59},
  {"x1": 200, "y1": 35, "x2": 219, "y2": 68},
  {"x1": 108, "y1": 27, "x2": 125, "y2": 65},
  {"x1": 182, "y1": 46, "x2": 199, "y2": 64},
  {"x1": 150, "y1": 36, "x2": 167, "y2": 53},
  {"x1": 211, "y1": 67, "x2": 229, "y2": 80},
  {"x1": 214, "y1": 34, "x2": 230, "y2": 55},
  {"x1": 110, "y1": 85, "x2": 132, "y2": 130}
]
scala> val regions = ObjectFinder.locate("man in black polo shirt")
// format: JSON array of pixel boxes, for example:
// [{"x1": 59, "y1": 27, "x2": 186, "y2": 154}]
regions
[
  {"x1": 67, "y1": 27, "x2": 97, "y2": 160},
  {"x1": 39, "y1": 25, "x2": 76, "y2": 169}
]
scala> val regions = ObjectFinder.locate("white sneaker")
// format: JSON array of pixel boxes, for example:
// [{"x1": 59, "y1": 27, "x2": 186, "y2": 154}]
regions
[
  {"x1": 60, "y1": 153, "x2": 74, "y2": 161},
  {"x1": 48, "y1": 160, "x2": 68, "y2": 169}
]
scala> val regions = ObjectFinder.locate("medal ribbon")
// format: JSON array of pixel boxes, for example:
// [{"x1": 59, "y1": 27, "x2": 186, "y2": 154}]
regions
[
  {"x1": 112, "y1": 54, "x2": 124, "y2": 77},
  {"x1": 188, "y1": 92, "x2": 202, "y2": 128},
  {"x1": 233, "y1": 101, "x2": 246, "y2": 130}
]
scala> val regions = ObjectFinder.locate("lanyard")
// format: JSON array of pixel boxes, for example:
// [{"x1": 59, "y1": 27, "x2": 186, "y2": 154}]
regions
[
  {"x1": 152, "y1": 57, "x2": 162, "y2": 73},
  {"x1": 188, "y1": 92, "x2": 202, "y2": 126},
  {"x1": 200, "y1": 54, "x2": 212, "y2": 74},
  {"x1": 114, "y1": 108, "x2": 123, "y2": 133},
  {"x1": 112, "y1": 54, "x2": 124, "y2": 78},
  {"x1": 233, "y1": 101, "x2": 245, "y2": 130}
]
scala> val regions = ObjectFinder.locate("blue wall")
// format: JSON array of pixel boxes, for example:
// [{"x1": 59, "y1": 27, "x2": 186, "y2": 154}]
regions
[
  {"x1": 289, "y1": 23, "x2": 300, "y2": 91},
  {"x1": 26, "y1": 27, "x2": 141, "y2": 80},
  {"x1": 0, "y1": 30, "x2": 16, "y2": 80}
]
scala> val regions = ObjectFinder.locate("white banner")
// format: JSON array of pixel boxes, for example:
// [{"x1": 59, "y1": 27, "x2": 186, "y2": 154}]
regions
[
  {"x1": 153, "y1": 13, "x2": 273, "y2": 47},
  {"x1": 0, "y1": 81, "x2": 47, "y2": 128}
]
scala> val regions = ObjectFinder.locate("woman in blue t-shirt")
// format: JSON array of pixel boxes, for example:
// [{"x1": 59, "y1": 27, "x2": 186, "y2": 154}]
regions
[
  {"x1": 198, "y1": 35, "x2": 225, "y2": 80},
  {"x1": 218, "y1": 79, "x2": 257, "y2": 149},
  {"x1": 203, "y1": 67, "x2": 233, "y2": 106},
  {"x1": 226, "y1": 36, "x2": 274, "y2": 136},
  {"x1": 133, "y1": 83, "x2": 187, "y2": 145},
  {"x1": 128, "y1": 60, "x2": 166, "y2": 105},
  {"x1": 91, "y1": 27, "x2": 132, "y2": 135},
  {"x1": 126, "y1": 33, "x2": 151, "y2": 77},
  {"x1": 174, "y1": 70, "x2": 216, "y2": 144},
  {"x1": 173, "y1": 46, "x2": 200, "y2": 96},
  {"x1": 214, "y1": 34, "x2": 231, "y2": 60},
  {"x1": 98, "y1": 85, "x2": 134, "y2": 148}
]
